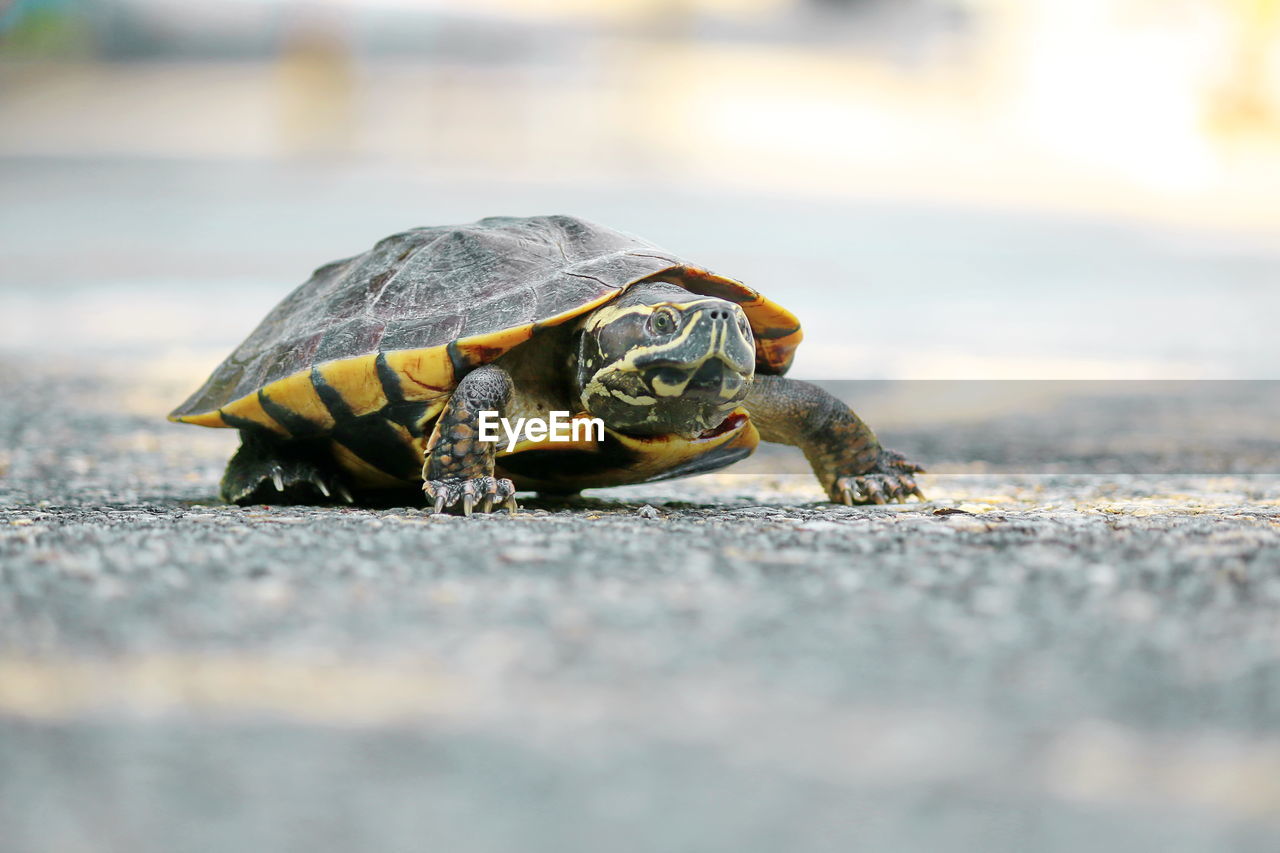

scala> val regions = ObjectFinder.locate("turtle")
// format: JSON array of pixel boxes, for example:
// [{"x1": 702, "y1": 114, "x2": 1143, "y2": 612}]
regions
[{"x1": 170, "y1": 215, "x2": 924, "y2": 513}]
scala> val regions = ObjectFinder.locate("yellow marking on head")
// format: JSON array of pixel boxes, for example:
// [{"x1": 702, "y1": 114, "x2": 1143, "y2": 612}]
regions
[
  {"x1": 579, "y1": 302, "x2": 645, "y2": 333},
  {"x1": 261, "y1": 371, "x2": 335, "y2": 431},
  {"x1": 716, "y1": 373, "x2": 747, "y2": 401},
  {"x1": 588, "y1": 309, "x2": 708, "y2": 379},
  {"x1": 649, "y1": 372, "x2": 691, "y2": 397},
  {"x1": 582, "y1": 307, "x2": 725, "y2": 399},
  {"x1": 610, "y1": 389, "x2": 657, "y2": 405}
]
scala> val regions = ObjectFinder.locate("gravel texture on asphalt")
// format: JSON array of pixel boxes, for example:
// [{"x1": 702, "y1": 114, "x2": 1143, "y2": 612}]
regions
[
  {"x1": 4, "y1": 158, "x2": 1280, "y2": 852},
  {"x1": 2, "y1": 359, "x2": 1280, "y2": 853}
]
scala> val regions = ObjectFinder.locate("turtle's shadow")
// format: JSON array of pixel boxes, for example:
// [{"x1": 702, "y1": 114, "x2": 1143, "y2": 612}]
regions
[
  {"x1": 519, "y1": 494, "x2": 657, "y2": 512},
  {"x1": 143, "y1": 491, "x2": 675, "y2": 513},
  {"x1": 344, "y1": 487, "x2": 715, "y2": 514},
  {"x1": 124, "y1": 490, "x2": 831, "y2": 515}
]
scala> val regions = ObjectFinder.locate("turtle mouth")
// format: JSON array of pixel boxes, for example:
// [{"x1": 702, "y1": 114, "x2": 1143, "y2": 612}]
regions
[{"x1": 695, "y1": 411, "x2": 747, "y2": 441}]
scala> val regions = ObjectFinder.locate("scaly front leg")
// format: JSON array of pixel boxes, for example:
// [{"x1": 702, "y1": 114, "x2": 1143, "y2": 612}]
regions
[
  {"x1": 423, "y1": 365, "x2": 518, "y2": 515},
  {"x1": 744, "y1": 375, "x2": 925, "y2": 505}
]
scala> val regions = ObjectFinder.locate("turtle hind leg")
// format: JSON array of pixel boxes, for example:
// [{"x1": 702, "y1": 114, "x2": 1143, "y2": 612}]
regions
[{"x1": 220, "y1": 430, "x2": 352, "y2": 506}]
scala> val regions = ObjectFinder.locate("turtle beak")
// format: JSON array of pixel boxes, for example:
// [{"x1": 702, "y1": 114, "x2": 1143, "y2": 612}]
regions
[
  {"x1": 700, "y1": 304, "x2": 756, "y2": 378},
  {"x1": 640, "y1": 303, "x2": 755, "y2": 403},
  {"x1": 680, "y1": 357, "x2": 748, "y2": 405}
]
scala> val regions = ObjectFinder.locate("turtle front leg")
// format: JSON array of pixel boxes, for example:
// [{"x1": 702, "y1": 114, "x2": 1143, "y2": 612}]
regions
[
  {"x1": 744, "y1": 375, "x2": 925, "y2": 505},
  {"x1": 423, "y1": 365, "x2": 518, "y2": 515}
]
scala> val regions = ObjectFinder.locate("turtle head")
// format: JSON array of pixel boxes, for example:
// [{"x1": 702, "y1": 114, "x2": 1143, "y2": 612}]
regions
[{"x1": 574, "y1": 280, "x2": 756, "y2": 437}]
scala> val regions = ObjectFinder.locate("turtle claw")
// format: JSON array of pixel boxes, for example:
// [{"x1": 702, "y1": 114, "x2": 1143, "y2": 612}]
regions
[
  {"x1": 310, "y1": 472, "x2": 331, "y2": 498},
  {"x1": 222, "y1": 440, "x2": 352, "y2": 505},
  {"x1": 423, "y1": 476, "x2": 517, "y2": 516},
  {"x1": 866, "y1": 478, "x2": 889, "y2": 505},
  {"x1": 831, "y1": 450, "x2": 927, "y2": 506},
  {"x1": 294, "y1": 468, "x2": 351, "y2": 505}
]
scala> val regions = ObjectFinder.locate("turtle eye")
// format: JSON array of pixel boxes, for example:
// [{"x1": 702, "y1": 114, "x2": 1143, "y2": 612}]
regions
[{"x1": 648, "y1": 307, "x2": 679, "y2": 336}]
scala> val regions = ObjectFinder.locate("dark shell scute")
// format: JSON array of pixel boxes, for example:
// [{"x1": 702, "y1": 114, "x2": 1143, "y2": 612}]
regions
[
  {"x1": 172, "y1": 216, "x2": 682, "y2": 416},
  {"x1": 378, "y1": 313, "x2": 465, "y2": 353}
]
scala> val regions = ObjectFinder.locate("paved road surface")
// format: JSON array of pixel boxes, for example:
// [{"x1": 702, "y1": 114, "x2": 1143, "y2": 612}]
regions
[{"x1": 2, "y1": 159, "x2": 1279, "y2": 852}]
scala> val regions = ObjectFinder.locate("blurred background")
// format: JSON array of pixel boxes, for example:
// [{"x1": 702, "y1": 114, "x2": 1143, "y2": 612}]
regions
[
  {"x1": 2, "y1": 0, "x2": 1279, "y2": 384},
  {"x1": 5, "y1": 6, "x2": 1280, "y2": 853}
]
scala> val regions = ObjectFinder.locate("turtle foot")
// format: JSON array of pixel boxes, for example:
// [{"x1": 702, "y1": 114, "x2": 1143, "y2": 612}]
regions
[
  {"x1": 221, "y1": 433, "x2": 353, "y2": 505},
  {"x1": 832, "y1": 449, "x2": 925, "y2": 505},
  {"x1": 423, "y1": 476, "x2": 517, "y2": 516}
]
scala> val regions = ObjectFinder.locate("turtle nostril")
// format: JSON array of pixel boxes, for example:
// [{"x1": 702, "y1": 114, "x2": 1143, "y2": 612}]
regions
[{"x1": 707, "y1": 309, "x2": 729, "y2": 321}]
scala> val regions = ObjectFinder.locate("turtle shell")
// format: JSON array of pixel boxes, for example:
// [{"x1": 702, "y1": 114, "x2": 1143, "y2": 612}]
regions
[{"x1": 170, "y1": 215, "x2": 802, "y2": 437}]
